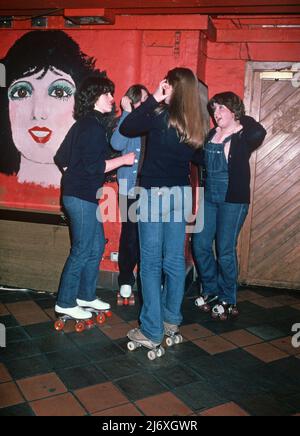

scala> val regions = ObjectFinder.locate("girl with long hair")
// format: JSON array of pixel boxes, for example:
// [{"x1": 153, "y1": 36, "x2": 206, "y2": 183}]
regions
[{"x1": 120, "y1": 68, "x2": 206, "y2": 358}]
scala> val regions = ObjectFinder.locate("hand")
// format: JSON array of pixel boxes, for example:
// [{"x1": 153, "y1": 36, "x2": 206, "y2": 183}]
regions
[
  {"x1": 123, "y1": 152, "x2": 136, "y2": 166},
  {"x1": 153, "y1": 79, "x2": 169, "y2": 103},
  {"x1": 121, "y1": 96, "x2": 133, "y2": 113}
]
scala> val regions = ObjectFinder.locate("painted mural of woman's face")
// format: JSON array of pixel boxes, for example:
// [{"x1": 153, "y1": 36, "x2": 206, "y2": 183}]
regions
[{"x1": 8, "y1": 68, "x2": 76, "y2": 186}]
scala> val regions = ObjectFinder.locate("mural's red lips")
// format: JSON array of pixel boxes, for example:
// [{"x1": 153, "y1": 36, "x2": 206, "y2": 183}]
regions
[{"x1": 28, "y1": 127, "x2": 52, "y2": 144}]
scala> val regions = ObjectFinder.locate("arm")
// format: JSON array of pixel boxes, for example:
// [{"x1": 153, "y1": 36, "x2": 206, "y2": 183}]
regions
[
  {"x1": 240, "y1": 116, "x2": 267, "y2": 153},
  {"x1": 111, "y1": 112, "x2": 131, "y2": 152},
  {"x1": 54, "y1": 126, "x2": 74, "y2": 169},
  {"x1": 119, "y1": 95, "x2": 160, "y2": 137},
  {"x1": 104, "y1": 153, "x2": 135, "y2": 173}
]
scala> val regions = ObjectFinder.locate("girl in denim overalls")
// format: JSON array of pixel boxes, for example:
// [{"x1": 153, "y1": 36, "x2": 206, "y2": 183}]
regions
[{"x1": 193, "y1": 92, "x2": 266, "y2": 320}]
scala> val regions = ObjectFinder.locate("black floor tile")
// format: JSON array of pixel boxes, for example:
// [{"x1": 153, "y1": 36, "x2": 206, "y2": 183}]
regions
[
  {"x1": 214, "y1": 348, "x2": 263, "y2": 370},
  {"x1": 115, "y1": 372, "x2": 167, "y2": 401},
  {"x1": 246, "y1": 325, "x2": 286, "y2": 341},
  {"x1": 32, "y1": 333, "x2": 78, "y2": 354},
  {"x1": 154, "y1": 364, "x2": 202, "y2": 389},
  {"x1": 45, "y1": 348, "x2": 89, "y2": 370},
  {"x1": 0, "y1": 340, "x2": 41, "y2": 363},
  {"x1": 5, "y1": 354, "x2": 52, "y2": 379},
  {"x1": 96, "y1": 355, "x2": 144, "y2": 380},
  {"x1": 202, "y1": 319, "x2": 240, "y2": 335},
  {"x1": 28, "y1": 291, "x2": 56, "y2": 302},
  {"x1": 68, "y1": 327, "x2": 110, "y2": 347},
  {"x1": 56, "y1": 364, "x2": 108, "y2": 390},
  {"x1": 238, "y1": 393, "x2": 296, "y2": 417},
  {"x1": 0, "y1": 292, "x2": 31, "y2": 304},
  {"x1": 24, "y1": 322, "x2": 56, "y2": 339},
  {"x1": 0, "y1": 403, "x2": 35, "y2": 416},
  {"x1": 0, "y1": 315, "x2": 19, "y2": 329},
  {"x1": 6, "y1": 327, "x2": 30, "y2": 343},
  {"x1": 166, "y1": 341, "x2": 210, "y2": 363},
  {"x1": 174, "y1": 380, "x2": 228, "y2": 412},
  {"x1": 81, "y1": 342, "x2": 125, "y2": 363}
]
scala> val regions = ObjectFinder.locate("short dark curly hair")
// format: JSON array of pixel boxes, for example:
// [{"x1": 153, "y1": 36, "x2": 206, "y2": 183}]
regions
[
  {"x1": 208, "y1": 91, "x2": 245, "y2": 121},
  {"x1": 74, "y1": 76, "x2": 115, "y2": 120}
]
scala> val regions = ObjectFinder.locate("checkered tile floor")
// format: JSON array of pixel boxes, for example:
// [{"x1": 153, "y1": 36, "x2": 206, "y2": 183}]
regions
[{"x1": 0, "y1": 284, "x2": 300, "y2": 416}]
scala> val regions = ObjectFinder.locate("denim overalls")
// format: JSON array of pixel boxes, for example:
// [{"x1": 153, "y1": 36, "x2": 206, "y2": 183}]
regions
[{"x1": 193, "y1": 136, "x2": 249, "y2": 305}]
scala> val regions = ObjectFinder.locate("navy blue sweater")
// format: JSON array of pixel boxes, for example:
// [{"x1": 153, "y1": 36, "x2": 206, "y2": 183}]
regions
[
  {"x1": 119, "y1": 96, "x2": 203, "y2": 189},
  {"x1": 54, "y1": 111, "x2": 109, "y2": 204}
]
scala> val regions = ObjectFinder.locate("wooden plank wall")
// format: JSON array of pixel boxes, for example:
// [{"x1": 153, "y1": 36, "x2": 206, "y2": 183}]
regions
[{"x1": 243, "y1": 79, "x2": 300, "y2": 289}]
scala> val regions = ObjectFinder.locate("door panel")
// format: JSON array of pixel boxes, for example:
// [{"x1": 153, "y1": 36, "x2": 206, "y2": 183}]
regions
[{"x1": 240, "y1": 69, "x2": 300, "y2": 290}]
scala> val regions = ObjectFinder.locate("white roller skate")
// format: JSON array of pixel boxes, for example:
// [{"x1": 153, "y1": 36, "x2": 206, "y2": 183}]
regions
[
  {"x1": 54, "y1": 305, "x2": 93, "y2": 333},
  {"x1": 211, "y1": 302, "x2": 239, "y2": 321},
  {"x1": 195, "y1": 295, "x2": 219, "y2": 313},
  {"x1": 127, "y1": 328, "x2": 165, "y2": 361},
  {"x1": 76, "y1": 298, "x2": 112, "y2": 325},
  {"x1": 117, "y1": 285, "x2": 135, "y2": 306},
  {"x1": 164, "y1": 322, "x2": 184, "y2": 348}
]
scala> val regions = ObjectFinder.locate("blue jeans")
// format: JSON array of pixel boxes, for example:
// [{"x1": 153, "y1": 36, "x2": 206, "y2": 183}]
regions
[
  {"x1": 193, "y1": 199, "x2": 249, "y2": 305},
  {"x1": 57, "y1": 196, "x2": 105, "y2": 308},
  {"x1": 138, "y1": 187, "x2": 192, "y2": 343}
]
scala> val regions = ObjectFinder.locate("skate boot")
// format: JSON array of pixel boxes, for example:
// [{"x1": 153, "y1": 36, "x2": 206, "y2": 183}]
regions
[
  {"x1": 54, "y1": 305, "x2": 94, "y2": 333},
  {"x1": 195, "y1": 294, "x2": 219, "y2": 313},
  {"x1": 77, "y1": 298, "x2": 112, "y2": 325},
  {"x1": 164, "y1": 322, "x2": 184, "y2": 348},
  {"x1": 127, "y1": 328, "x2": 165, "y2": 361},
  {"x1": 117, "y1": 285, "x2": 135, "y2": 306},
  {"x1": 211, "y1": 302, "x2": 239, "y2": 321}
]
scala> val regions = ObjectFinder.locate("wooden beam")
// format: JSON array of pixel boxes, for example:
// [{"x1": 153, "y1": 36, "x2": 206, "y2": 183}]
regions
[
  {"x1": 1, "y1": 0, "x2": 300, "y2": 15},
  {"x1": 216, "y1": 28, "x2": 300, "y2": 42}
]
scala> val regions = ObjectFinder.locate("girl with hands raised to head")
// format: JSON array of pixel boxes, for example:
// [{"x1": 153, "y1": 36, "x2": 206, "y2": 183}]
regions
[{"x1": 119, "y1": 68, "x2": 206, "y2": 356}]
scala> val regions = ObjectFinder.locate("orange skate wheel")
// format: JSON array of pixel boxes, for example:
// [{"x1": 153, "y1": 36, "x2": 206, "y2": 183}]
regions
[
  {"x1": 117, "y1": 293, "x2": 123, "y2": 306},
  {"x1": 85, "y1": 319, "x2": 95, "y2": 329},
  {"x1": 54, "y1": 320, "x2": 65, "y2": 331},
  {"x1": 106, "y1": 311, "x2": 113, "y2": 318},
  {"x1": 75, "y1": 321, "x2": 85, "y2": 333},
  {"x1": 124, "y1": 298, "x2": 129, "y2": 306},
  {"x1": 129, "y1": 295, "x2": 135, "y2": 306},
  {"x1": 96, "y1": 313, "x2": 106, "y2": 325}
]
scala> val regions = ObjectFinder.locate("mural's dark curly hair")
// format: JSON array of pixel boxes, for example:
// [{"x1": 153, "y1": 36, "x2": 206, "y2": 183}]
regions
[{"x1": 0, "y1": 30, "x2": 106, "y2": 175}]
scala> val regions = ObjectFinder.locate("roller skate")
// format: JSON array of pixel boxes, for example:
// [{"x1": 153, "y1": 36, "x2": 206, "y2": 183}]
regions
[
  {"x1": 76, "y1": 298, "x2": 112, "y2": 325},
  {"x1": 195, "y1": 294, "x2": 219, "y2": 313},
  {"x1": 211, "y1": 302, "x2": 239, "y2": 321},
  {"x1": 164, "y1": 322, "x2": 183, "y2": 348},
  {"x1": 117, "y1": 285, "x2": 135, "y2": 306},
  {"x1": 54, "y1": 305, "x2": 94, "y2": 333},
  {"x1": 127, "y1": 328, "x2": 165, "y2": 361}
]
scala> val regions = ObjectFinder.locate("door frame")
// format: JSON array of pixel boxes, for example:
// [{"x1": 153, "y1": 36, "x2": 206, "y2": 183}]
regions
[{"x1": 239, "y1": 61, "x2": 299, "y2": 288}]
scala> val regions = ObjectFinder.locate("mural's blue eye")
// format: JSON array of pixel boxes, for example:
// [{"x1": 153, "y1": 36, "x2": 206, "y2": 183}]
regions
[
  {"x1": 48, "y1": 80, "x2": 75, "y2": 101},
  {"x1": 8, "y1": 81, "x2": 33, "y2": 100}
]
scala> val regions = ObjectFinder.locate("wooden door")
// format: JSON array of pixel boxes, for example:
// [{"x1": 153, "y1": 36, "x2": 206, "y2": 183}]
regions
[{"x1": 239, "y1": 63, "x2": 300, "y2": 290}]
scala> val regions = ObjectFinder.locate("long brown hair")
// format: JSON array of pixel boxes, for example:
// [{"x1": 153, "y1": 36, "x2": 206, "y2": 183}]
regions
[{"x1": 165, "y1": 68, "x2": 206, "y2": 149}]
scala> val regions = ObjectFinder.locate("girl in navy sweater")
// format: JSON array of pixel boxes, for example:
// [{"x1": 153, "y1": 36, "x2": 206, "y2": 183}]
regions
[
  {"x1": 120, "y1": 68, "x2": 206, "y2": 357},
  {"x1": 54, "y1": 76, "x2": 135, "y2": 322}
]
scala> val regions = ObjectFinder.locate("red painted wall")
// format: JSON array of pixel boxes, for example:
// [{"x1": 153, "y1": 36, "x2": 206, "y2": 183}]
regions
[
  {"x1": 204, "y1": 40, "x2": 300, "y2": 99},
  {"x1": 0, "y1": 22, "x2": 201, "y2": 273},
  {"x1": 1, "y1": 16, "x2": 299, "y2": 274}
]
